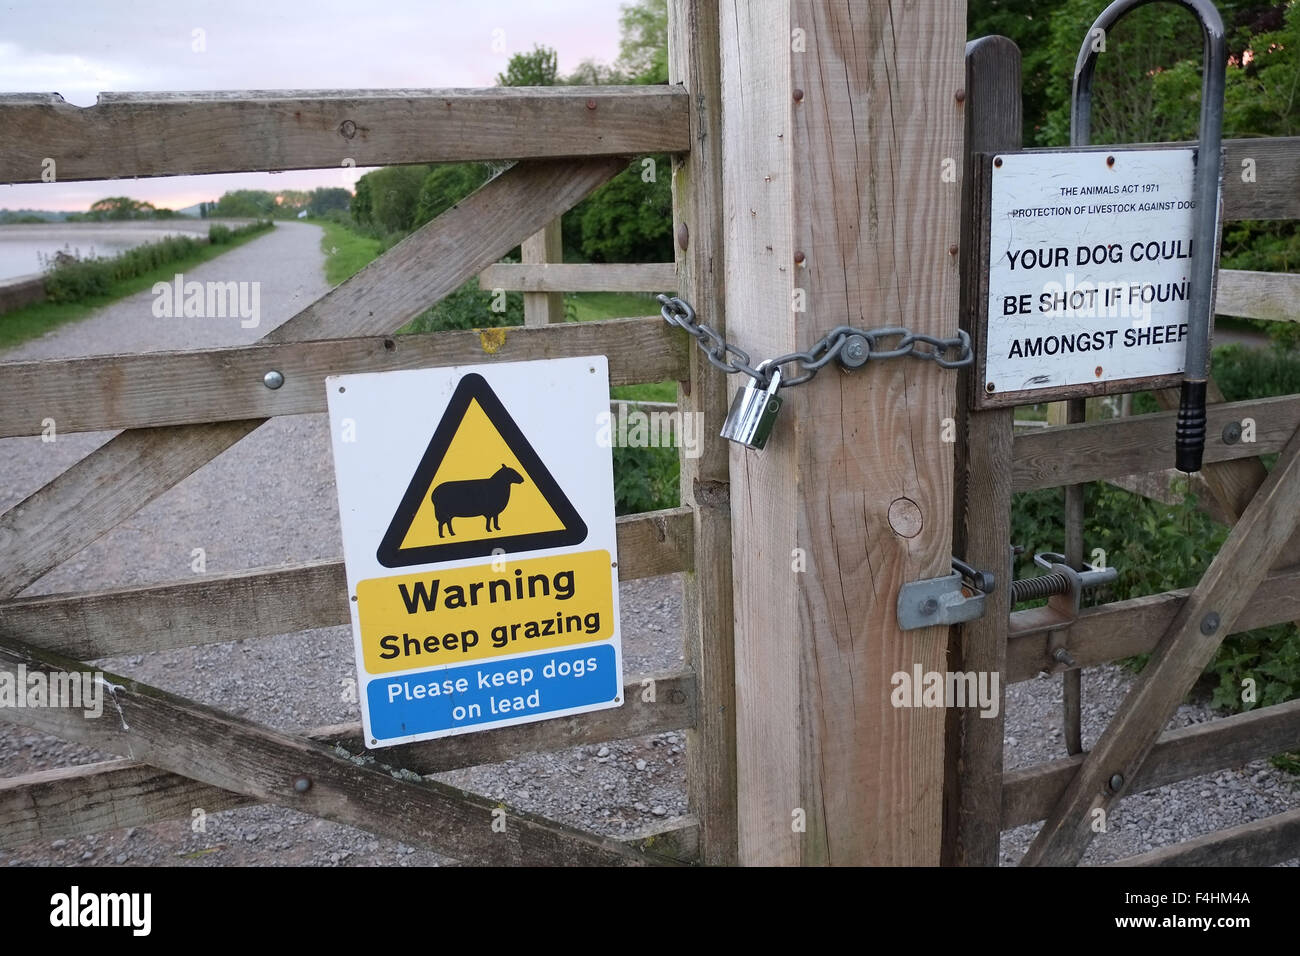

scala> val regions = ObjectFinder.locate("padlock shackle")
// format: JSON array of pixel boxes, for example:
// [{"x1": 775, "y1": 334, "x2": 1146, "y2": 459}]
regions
[{"x1": 1070, "y1": 0, "x2": 1226, "y2": 473}]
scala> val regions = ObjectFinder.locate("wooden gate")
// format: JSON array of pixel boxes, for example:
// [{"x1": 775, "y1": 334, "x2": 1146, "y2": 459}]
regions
[
  {"x1": 951, "y1": 36, "x2": 1300, "y2": 867},
  {"x1": 0, "y1": 1, "x2": 741, "y2": 867},
  {"x1": 2, "y1": 4, "x2": 1296, "y2": 867}
]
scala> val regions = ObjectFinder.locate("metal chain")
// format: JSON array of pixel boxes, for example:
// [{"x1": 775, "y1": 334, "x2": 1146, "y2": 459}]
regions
[{"x1": 656, "y1": 294, "x2": 972, "y2": 388}]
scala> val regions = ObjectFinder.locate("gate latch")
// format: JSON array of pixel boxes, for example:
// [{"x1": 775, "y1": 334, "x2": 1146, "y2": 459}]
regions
[{"x1": 898, "y1": 558, "x2": 994, "y2": 631}]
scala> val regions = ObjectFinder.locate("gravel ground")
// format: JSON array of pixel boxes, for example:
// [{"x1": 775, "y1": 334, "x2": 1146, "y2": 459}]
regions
[{"x1": 0, "y1": 220, "x2": 1295, "y2": 866}]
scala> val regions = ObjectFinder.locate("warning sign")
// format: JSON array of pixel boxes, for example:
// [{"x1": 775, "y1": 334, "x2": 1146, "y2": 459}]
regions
[
  {"x1": 325, "y1": 357, "x2": 622, "y2": 749},
  {"x1": 979, "y1": 147, "x2": 1220, "y2": 405},
  {"x1": 376, "y1": 373, "x2": 587, "y2": 566}
]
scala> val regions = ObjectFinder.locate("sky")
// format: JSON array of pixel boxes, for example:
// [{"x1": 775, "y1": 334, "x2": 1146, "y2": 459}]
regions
[{"x1": 0, "y1": 0, "x2": 630, "y2": 211}]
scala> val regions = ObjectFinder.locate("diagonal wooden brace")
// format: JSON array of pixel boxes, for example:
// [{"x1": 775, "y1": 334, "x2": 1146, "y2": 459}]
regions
[
  {"x1": 0, "y1": 157, "x2": 625, "y2": 598},
  {"x1": 1022, "y1": 420, "x2": 1300, "y2": 866},
  {"x1": 0, "y1": 635, "x2": 666, "y2": 866}
]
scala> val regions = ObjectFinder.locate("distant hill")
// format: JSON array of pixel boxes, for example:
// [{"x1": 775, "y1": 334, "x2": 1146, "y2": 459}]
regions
[{"x1": 174, "y1": 203, "x2": 208, "y2": 218}]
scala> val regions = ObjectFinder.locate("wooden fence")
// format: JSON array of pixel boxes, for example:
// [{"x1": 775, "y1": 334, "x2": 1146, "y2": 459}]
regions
[
  {"x1": 1, "y1": 2, "x2": 1298, "y2": 867},
  {"x1": 0, "y1": 0, "x2": 737, "y2": 866},
  {"x1": 950, "y1": 36, "x2": 1300, "y2": 867}
]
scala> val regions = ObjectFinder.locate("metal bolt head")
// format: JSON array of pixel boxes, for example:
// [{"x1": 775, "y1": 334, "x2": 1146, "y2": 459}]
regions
[
  {"x1": 840, "y1": 334, "x2": 870, "y2": 369},
  {"x1": 1222, "y1": 421, "x2": 1242, "y2": 445},
  {"x1": 263, "y1": 370, "x2": 285, "y2": 390},
  {"x1": 1108, "y1": 773, "x2": 1124, "y2": 792},
  {"x1": 920, "y1": 596, "x2": 939, "y2": 615},
  {"x1": 293, "y1": 775, "x2": 311, "y2": 793},
  {"x1": 1200, "y1": 612, "x2": 1221, "y2": 635}
]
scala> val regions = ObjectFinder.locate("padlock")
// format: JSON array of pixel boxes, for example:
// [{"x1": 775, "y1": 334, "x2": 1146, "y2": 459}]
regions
[{"x1": 720, "y1": 365, "x2": 782, "y2": 450}]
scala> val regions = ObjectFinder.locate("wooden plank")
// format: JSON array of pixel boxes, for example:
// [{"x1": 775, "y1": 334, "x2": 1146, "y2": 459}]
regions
[
  {"x1": 1011, "y1": 394, "x2": 1300, "y2": 491},
  {"x1": 945, "y1": 34, "x2": 1020, "y2": 868},
  {"x1": 1105, "y1": 469, "x2": 1234, "y2": 525},
  {"x1": 0, "y1": 508, "x2": 693, "y2": 659},
  {"x1": 1002, "y1": 699, "x2": 1300, "y2": 828},
  {"x1": 0, "y1": 637, "x2": 667, "y2": 865},
  {"x1": 1222, "y1": 137, "x2": 1300, "y2": 221},
  {"x1": 1154, "y1": 380, "x2": 1270, "y2": 523},
  {"x1": 1109, "y1": 808, "x2": 1300, "y2": 867},
  {"x1": 1215, "y1": 269, "x2": 1300, "y2": 322},
  {"x1": 0, "y1": 88, "x2": 689, "y2": 182},
  {"x1": 480, "y1": 262, "x2": 678, "y2": 293},
  {"x1": 722, "y1": 0, "x2": 964, "y2": 865},
  {"x1": 618, "y1": 817, "x2": 700, "y2": 864},
  {"x1": 0, "y1": 159, "x2": 624, "y2": 598},
  {"x1": 1021, "y1": 421, "x2": 1300, "y2": 866},
  {"x1": 0, "y1": 317, "x2": 688, "y2": 437},
  {"x1": 670, "y1": 0, "x2": 738, "y2": 867},
  {"x1": 1007, "y1": 565, "x2": 1300, "y2": 682},
  {"x1": 521, "y1": 220, "x2": 565, "y2": 326},
  {"x1": 0, "y1": 760, "x2": 252, "y2": 848},
  {"x1": 1010, "y1": 566, "x2": 1300, "y2": 680},
  {"x1": 3, "y1": 761, "x2": 703, "y2": 861},
  {"x1": 1152, "y1": 381, "x2": 1300, "y2": 570}
]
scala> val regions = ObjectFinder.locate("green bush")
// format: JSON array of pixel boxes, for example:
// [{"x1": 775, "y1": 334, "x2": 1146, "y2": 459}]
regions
[{"x1": 43, "y1": 221, "x2": 273, "y2": 304}]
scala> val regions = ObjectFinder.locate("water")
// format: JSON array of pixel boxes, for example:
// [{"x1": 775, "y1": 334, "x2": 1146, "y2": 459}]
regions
[{"x1": 0, "y1": 222, "x2": 213, "y2": 282}]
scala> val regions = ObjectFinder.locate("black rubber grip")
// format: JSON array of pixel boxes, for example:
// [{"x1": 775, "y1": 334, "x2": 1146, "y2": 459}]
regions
[{"x1": 1176, "y1": 379, "x2": 1208, "y2": 473}]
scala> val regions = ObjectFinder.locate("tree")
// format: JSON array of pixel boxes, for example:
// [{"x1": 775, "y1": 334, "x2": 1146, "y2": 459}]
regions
[
  {"x1": 212, "y1": 190, "x2": 276, "y2": 218},
  {"x1": 308, "y1": 187, "x2": 352, "y2": 216},
  {"x1": 497, "y1": 45, "x2": 558, "y2": 86},
  {"x1": 565, "y1": 58, "x2": 626, "y2": 86},
  {"x1": 356, "y1": 165, "x2": 430, "y2": 234},
  {"x1": 87, "y1": 196, "x2": 155, "y2": 220},
  {"x1": 415, "y1": 163, "x2": 494, "y2": 227},
  {"x1": 967, "y1": 0, "x2": 1055, "y2": 143},
  {"x1": 573, "y1": 157, "x2": 673, "y2": 262},
  {"x1": 616, "y1": 0, "x2": 668, "y2": 84},
  {"x1": 352, "y1": 176, "x2": 373, "y2": 226}
]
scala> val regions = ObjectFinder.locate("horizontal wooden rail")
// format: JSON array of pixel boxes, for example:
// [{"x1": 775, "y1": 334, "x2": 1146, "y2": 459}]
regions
[
  {"x1": 0, "y1": 88, "x2": 690, "y2": 183},
  {"x1": 1221, "y1": 137, "x2": 1300, "y2": 221},
  {"x1": 0, "y1": 669, "x2": 695, "y2": 849},
  {"x1": 1012, "y1": 395, "x2": 1300, "y2": 492},
  {"x1": 479, "y1": 262, "x2": 678, "y2": 293},
  {"x1": 1105, "y1": 468, "x2": 1233, "y2": 524},
  {"x1": 1108, "y1": 807, "x2": 1300, "y2": 866},
  {"x1": 0, "y1": 637, "x2": 667, "y2": 865},
  {"x1": 1001, "y1": 698, "x2": 1300, "y2": 829},
  {"x1": 0, "y1": 507, "x2": 692, "y2": 660},
  {"x1": 0, "y1": 316, "x2": 688, "y2": 438},
  {"x1": 1216, "y1": 269, "x2": 1299, "y2": 323},
  {"x1": 1007, "y1": 565, "x2": 1300, "y2": 683},
  {"x1": 1019, "y1": 138, "x2": 1298, "y2": 221}
]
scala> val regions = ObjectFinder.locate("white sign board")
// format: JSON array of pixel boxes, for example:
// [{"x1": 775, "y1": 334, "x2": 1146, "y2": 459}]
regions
[
  {"x1": 983, "y1": 148, "x2": 1206, "y2": 400},
  {"x1": 326, "y1": 357, "x2": 622, "y2": 749}
]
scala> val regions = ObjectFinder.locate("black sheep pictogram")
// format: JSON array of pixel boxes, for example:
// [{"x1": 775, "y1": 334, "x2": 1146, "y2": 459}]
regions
[{"x1": 430, "y1": 463, "x2": 524, "y2": 537}]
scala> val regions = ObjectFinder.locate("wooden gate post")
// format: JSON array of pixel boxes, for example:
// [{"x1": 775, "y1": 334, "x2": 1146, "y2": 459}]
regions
[
  {"x1": 719, "y1": 1, "x2": 967, "y2": 864},
  {"x1": 669, "y1": 0, "x2": 739, "y2": 865}
]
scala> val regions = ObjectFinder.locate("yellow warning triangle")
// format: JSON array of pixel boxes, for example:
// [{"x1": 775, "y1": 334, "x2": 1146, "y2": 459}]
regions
[{"x1": 376, "y1": 372, "x2": 587, "y2": 567}]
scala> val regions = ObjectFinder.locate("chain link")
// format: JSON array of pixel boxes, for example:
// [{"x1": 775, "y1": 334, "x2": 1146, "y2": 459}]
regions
[{"x1": 657, "y1": 294, "x2": 972, "y2": 387}]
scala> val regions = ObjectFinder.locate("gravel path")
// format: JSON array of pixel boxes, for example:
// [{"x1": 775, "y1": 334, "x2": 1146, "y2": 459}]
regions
[{"x1": 0, "y1": 220, "x2": 1294, "y2": 866}]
